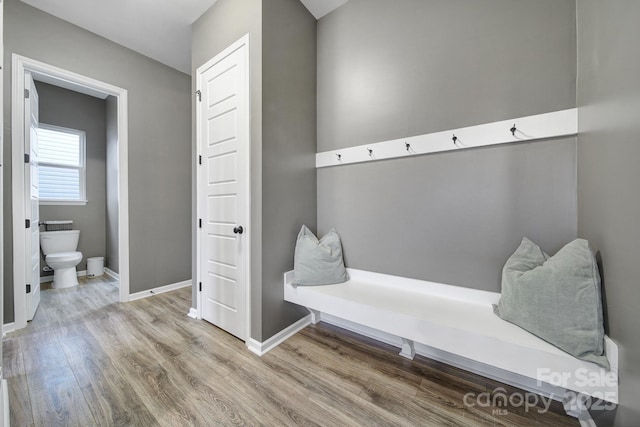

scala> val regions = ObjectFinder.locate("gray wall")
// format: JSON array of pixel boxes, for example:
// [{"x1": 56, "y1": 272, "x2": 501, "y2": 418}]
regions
[
  {"x1": 192, "y1": 0, "x2": 316, "y2": 341},
  {"x1": 317, "y1": 0, "x2": 578, "y2": 292},
  {"x1": 105, "y1": 95, "x2": 119, "y2": 273},
  {"x1": 318, "y1": 0, "x2": 577, "y2": 151},
  {"x1": 35, "y1": 81, "x2": 107, "y2": 274},
  {"x1": 319, "y1": 139, "x2": 577, "y2": 291},
  {"x1": 261, "y1": 0, "x2": 317, "y2": 340},
  {"x1": 3, "y1": 0, "x2": 191, "y2": 322},
  {"x1": 577, "y1": 1, "x2": 640, "y2": 424}
]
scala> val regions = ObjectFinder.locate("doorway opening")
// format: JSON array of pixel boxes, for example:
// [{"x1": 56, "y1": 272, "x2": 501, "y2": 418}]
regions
[{"x1": 11, "y1": 54, "x2": 130, "y2": 331}]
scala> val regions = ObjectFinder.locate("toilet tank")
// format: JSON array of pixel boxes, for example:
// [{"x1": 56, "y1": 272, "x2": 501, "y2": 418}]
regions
[{"x1": 40, "y1": 230, "x2": 80, "y2": 255}]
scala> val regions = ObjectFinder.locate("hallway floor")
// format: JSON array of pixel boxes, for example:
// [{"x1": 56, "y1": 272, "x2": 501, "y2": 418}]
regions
[{"x1": 3, "y1": 279, "x2": 576, "y2": 426}]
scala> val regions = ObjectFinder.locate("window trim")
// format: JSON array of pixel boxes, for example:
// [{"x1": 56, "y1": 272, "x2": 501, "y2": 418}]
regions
[{"x1": 38, "y1": 123, "x2": 88, "y2": 205}]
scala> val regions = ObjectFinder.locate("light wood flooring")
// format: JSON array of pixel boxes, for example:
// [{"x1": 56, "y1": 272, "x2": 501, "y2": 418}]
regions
[{"x1": 4, "y1": 278, "x2": 577, "y2": 426}]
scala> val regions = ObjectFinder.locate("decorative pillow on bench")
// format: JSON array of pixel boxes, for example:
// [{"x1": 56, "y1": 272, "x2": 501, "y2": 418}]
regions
[
  {"x1": 293, "y1": 225, "x2": 349, "y2": 286},
  {"x1": 494, "y1": 237, "x2": 609, "y2": 368}
]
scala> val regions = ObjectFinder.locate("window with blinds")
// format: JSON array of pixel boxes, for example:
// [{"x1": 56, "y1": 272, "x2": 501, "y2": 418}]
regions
[{"x1": 38, "y1": 124, "x2": 87, "y2": 204}]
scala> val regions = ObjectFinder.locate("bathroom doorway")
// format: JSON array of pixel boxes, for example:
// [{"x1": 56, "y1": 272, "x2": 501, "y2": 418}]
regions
[
  {"x1": 34, "y1": 78, "x2": 117, "y2": 318},
  {"x1": 11, "y1": 55, "x2": 131, "y2": 331}
]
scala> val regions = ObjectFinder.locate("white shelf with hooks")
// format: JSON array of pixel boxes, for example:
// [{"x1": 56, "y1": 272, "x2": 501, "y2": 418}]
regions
[{"x1": 316, "y1": 108, "x2": 578, "y2": 168}]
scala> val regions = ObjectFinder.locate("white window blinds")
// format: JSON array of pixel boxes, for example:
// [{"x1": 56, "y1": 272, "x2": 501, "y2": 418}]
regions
[{"x1": 38, "y1": 125, "x2": 86, "y2": 203}]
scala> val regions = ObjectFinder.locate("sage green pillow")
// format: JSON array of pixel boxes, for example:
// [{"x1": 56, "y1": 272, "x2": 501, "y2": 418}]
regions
[
  {"x1": 494, "y1": 237, "x2": 609, "y2": 368},
  {"x1": 293, "y1": 225, "x2": 348, "y2": 286}
]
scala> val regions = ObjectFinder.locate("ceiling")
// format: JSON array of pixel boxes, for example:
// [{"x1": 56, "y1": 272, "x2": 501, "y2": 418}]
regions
[
  {"x1": 300, "y1": 0, "x2": 348, "y2": 20},
  {"x1": 19, "y1": 0, "x2": 348, "y2": 75}
]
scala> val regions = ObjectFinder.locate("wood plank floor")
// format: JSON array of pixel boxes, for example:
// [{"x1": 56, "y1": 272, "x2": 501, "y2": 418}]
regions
[{"x1": 4, "y1": 278, "x2": 577, "y2": 426}]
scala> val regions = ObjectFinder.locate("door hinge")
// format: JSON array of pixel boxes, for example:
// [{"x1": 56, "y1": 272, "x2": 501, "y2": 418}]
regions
[
  {"x1": 199, "y1": 219, "x2": 202, "y2": 228},
  {"x1": 195, "y1": 90, "x2": 202, "y2": 102},
  {"x1": 199, "y1": 282, "x2": 202, "y2": 292},
  {"x1": 24, "y1": 153, "x2": 30, "y2": 163},
  {"x1": 25, "y1": 219, "x2": 31, "y2": 229},
  {"x1": 24, "y1": 89, "x2": 30, "y2": 99},
  {"x1": 26, "y1": 284, "x2": 31, "y2": 294},
  {"x1": 198, "y1": 155, "x2": 202, "y2": 165}
]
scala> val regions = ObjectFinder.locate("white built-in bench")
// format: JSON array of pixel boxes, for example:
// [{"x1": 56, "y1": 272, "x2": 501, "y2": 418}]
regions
[{"x1": 284, "y1": 268, "x2": 618, "y2": 414}]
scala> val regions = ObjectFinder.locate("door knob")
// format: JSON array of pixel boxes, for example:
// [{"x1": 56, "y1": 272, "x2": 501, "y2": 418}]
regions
[{"x1": 233, "y1": 225, "x2": 244, "y2": 235}]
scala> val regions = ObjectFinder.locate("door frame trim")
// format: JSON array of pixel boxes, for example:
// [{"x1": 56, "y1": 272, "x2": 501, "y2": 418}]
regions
[
  {"x1": 195, "y1": 34, "x2": 251, "y2": 342},
  {"x1": 11, "y1": 54, "x2": 130, "y2": 330}
]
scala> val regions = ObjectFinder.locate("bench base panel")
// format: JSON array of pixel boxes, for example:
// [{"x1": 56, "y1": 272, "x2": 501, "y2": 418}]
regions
[{"x1": 319, "y1": 312, "x2": 566, "y2": 401}]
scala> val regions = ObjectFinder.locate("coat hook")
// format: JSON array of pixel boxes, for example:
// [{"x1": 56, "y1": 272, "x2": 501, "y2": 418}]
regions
[
  {"x1": 336, "y1": 153, "x2": 341, "y2": 161},
  {"x1": 452, "y1": 134, "x2": 458, "y2": 146},
  {"x1": 510, "y1": 124, "x2": 517, "y2": 136},
  {"x1": 367, "y1": 148, "x2": 373, "y2": 156},
  {"x1": 405, "y1": 142, "x2": 411, "y2": 151}
]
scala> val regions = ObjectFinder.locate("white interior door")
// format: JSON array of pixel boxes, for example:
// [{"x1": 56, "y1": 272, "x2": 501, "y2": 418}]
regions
[
  {"x1": 198, "y1": 35, "x2": 250, "y2": 341},
  {"x1": 25, "y1": 72, "x2": 40, "y2": 321}
]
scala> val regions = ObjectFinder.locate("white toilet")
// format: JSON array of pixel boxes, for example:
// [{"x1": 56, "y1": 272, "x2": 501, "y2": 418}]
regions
[{"x1": 40, "y1": 230, "x2": 83, "y2": 289}]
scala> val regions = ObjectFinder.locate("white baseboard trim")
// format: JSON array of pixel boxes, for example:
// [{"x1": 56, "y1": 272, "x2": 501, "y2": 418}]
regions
[
  {"x1": 247, "y1": 314, "x2": 312, "y2": 357},
  {"x1": 187, "y1": 307, "x2": 199, "y2": 319},
  {"x1": 320, "y1": 313, "x2": 567, "y2": 403},
  {"x1": 1, "y1": 379, "x2": 8, "y2": 427},
  {"x1": 2, "y1": 323, "x2": 15, "y2": 336},
  {"x1": 104, "y1": 267, "x2": 120, "y2": 282},
  {"x1": 129, "y1": 280, "x2": 191, "y2": 301}
]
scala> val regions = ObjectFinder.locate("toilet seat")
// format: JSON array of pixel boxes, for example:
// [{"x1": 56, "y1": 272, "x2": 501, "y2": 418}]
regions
[{"x1": 46, "y1": 251, "x2": 83, "y2": 263}]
